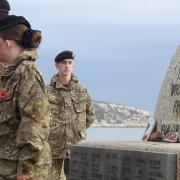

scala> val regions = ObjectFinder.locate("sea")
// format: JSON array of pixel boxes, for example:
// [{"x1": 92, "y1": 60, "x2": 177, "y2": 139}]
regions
[{"x1": 86, "y1": 127, "x2": 146, "y2": 141}]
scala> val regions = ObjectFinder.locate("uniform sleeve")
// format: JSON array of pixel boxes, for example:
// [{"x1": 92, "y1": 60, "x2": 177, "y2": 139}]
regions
[
  {"x1": 86, "y1": 91, "x2": 96, "y2": 128},
  {"x1": 16, "y1": 66, "x2": 51, "y2": 175}
]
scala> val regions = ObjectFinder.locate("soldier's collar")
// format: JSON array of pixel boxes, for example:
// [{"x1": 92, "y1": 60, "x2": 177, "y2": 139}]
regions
[
  {"x1": 2, "y1": 49, "x2": 38, "y2": 77},
  {"x1": 51, "y1": 73, "x2": 78, "y2": 89},
  {"x1": 18, "y1": 49, "x2": 38, "y2": 60}
]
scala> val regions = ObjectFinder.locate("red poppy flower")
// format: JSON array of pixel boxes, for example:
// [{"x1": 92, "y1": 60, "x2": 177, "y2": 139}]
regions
[{"x1": 0, "y1": 90, "x2": 10, "y2": 99}]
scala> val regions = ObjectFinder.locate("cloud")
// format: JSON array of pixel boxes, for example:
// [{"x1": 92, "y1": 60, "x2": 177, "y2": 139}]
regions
[{"x1": 10, "y1": 0, "x2": 180, "y2": 26}]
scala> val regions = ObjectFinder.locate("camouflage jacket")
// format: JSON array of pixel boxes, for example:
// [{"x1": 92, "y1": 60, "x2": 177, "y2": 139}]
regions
[
  {"x1": 0, "y1": 62, "x2": 8, "y2": 74},
  {"x1": 47, "y1": 74, "x2": 95, "y2": 159},
  {"x1": 0, "y1": 50, "x2": 51, "y2": 178}
]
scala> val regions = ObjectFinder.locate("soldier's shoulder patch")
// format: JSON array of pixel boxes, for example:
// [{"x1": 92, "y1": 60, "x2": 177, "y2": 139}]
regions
[
  {"x1": 29, "y1": 84, "x2": 38, "y2": 95},
  {"x1": 23, "y1": 93, "x2": 48, "y2": 122}
]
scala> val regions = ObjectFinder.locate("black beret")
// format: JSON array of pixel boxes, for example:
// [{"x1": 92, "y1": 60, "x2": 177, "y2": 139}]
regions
[
  {"x1": 55, "y1": 50, "x2": 75, "y2": 63},
  {"x1": 0, "y1": 15, "x2": 31, "y2": 31},
  {"x1": 0, "y1": 0, "x2": 10, "y2": 12}
]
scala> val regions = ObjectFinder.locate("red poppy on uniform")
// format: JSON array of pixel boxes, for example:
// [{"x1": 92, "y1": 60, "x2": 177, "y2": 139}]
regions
[{"x1": 0, "y1": 90, "x2": 10, "y2": 99}]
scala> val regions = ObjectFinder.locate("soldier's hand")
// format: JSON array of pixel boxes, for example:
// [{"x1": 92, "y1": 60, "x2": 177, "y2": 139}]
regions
[
  {"x1": 17, "y1": 174, "x2": 32, "y2": 180},
  {"x1": 142, "y1": 134, "x2": 150, "y2": 141}
]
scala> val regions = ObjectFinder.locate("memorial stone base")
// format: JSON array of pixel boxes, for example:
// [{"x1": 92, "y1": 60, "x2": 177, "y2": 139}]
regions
[{"x1": 70, "y1": 141, "x2": 180, "y2": 180}]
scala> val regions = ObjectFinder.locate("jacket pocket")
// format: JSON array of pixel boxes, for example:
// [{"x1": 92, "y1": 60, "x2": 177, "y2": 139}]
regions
[
  {"x1": 48, "y1": 97, "x2": 59, "y2": 115},
  {"x1": 0, "y1": 90, "x2": 14, "y2": 123},
  {"x1": 73, "y1": 93, "x2": 86, "y2": 113},
  {"x1": 48, "y1": 94, "x2": 60, "y2": 105}
]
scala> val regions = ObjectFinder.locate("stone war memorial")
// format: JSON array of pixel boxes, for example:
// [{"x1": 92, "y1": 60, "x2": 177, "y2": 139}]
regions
[
  {"x1": 70, "y1": 46, "x2": 180, "y2": 180},
  {"x1": 154, "y1": 46, "x2": 180, "y2": 141}
]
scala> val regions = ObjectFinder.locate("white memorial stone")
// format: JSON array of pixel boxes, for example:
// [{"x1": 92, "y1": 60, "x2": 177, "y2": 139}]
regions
[{"x1": 154, "y1": 46, "x2": 180, "y2": 138}]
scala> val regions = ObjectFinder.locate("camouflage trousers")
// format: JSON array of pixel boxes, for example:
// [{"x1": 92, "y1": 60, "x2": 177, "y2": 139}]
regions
[
  {"x1": 51, "y1": 158, "x2": 69, "y2": 180},
  {"x1": 0, "y1": 159, "x2": 17, "y2": 180},
  {"x1": 0, "y1": 158, "x2": 51, "y2": 180},
  {"x1": 0, "y1": 141, "x2": 52, "y2": 180}
]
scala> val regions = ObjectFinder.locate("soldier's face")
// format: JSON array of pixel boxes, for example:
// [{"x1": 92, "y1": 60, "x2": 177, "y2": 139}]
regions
[{"x1": 55, "y1": 59, "x2": 74, "y2": 77}]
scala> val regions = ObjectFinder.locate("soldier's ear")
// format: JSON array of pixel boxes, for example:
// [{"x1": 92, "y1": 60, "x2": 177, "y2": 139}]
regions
[
  {"x1": 5, "y1": 40, "x2": 12, "y2": 48},
  {"x1": 55, "y1": 63, "x2": 58, "y2": 69},
  {"x1": 55, "y1": 63, "x2": 60, "y2": 71},
  {"x1": 0, "y1": 38, "x2": 11, "y2": 48}
]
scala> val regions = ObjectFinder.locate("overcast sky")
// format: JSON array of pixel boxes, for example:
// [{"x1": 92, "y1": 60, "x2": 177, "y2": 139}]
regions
[{"x1": 10, "y1": 0, "x2": 180, "y2": 115}]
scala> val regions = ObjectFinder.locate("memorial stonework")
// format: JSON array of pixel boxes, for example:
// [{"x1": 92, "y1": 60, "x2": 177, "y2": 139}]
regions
[
  {"x1": 70, "y1": 141, "x2": 178, "y2": 180},
  {"x1": 154, "y1": 46, "x2": 180, "y2": 139}
]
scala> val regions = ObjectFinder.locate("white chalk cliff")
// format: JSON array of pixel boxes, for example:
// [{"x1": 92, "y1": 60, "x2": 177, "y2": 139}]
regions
[{"x1": 93, "y1": 100, "x2": 149, "y2": 127}]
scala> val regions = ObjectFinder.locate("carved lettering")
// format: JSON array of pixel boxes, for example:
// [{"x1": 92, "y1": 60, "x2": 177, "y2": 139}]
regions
[
  {"x1": 171, "y1": 84, "x2": 180, "y2": 96},
  {"x1": 177, "y1": 68, "x2": 180, "y2": 80},
  {"x1": 161, "y1": 124, "x2": 179, "y2": 134},
  {"x1": 173, "y1": 100, "x2": 180, "y2": 113},
  {"x1": 70, "y1": 147, "x2": 176, "y2": 180}
]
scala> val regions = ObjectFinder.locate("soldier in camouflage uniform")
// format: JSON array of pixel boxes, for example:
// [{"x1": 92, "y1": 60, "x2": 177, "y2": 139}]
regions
[
  {"x1": 47, "y1": 50, "x2": 96, "y2": 180},
  {"x1": 0, "y1": 0, "x2": 10, "y2": 73},
  {"x1": 0, "y1": 15, "x2": 51, "y2": 180}
]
